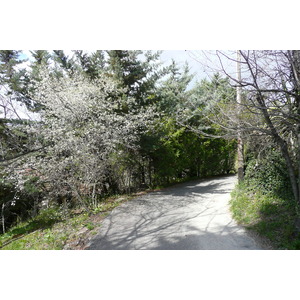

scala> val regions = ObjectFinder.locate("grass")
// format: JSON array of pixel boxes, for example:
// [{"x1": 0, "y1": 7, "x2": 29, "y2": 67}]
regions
[
  {"x1": 0, "y1": 194, "x2": 134, "y2": 250},
  {"x1": 0, "y1": 210, "x2": 89, "y2": 250},
  {"x1": 230, "y1": 182, "x2": 300, "y2": 250}
]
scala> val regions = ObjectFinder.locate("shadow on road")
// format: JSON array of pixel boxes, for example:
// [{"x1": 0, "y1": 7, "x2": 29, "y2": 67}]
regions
[
  {"x1": 87, "y1": 223, "x2": 260, "y2": 250},
  {"x1": 86, "y1": 175, "x2": 260, "y2": 250}
]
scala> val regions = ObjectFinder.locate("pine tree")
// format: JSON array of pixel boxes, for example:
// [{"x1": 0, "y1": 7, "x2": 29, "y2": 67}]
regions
[
  {"x1": 156, "y1": 60, "x2": 194, "y2": 114},
  {"x1": 73, "y1": 50, "x2": 106, "y2": 79},
  {"x1": 52, "y1": 50, "x2": 75, "y2": 76},
  {"x1": 30, "y1": 50, "x2": 51, "y2": 66},
  {"x1": 106, "y1": 50, "x2": 164, "y2": 107},
  {"x1": 0, "y1": 51, "x2": 22, "y2": 83},
  {"x1": 0, "y1": 50, "x2": 35, "y2": 112},
  {"x1": 0, "y1": 50, "x2": 26, "y2": 95}
]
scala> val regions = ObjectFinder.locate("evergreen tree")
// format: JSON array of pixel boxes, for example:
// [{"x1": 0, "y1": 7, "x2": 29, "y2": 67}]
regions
[
  {"x1": 0, "y1": 50, "x2": 22, "y2": 84},
  {"x1": 0, "y1": 50, "x2": 34, "y2": 112},
  {"x1": 30, "y1": 50, "x2": 51, "y2": 66},
  {"x1": 156, "y1": 60, "x2": 194, "y2": 114},
  {"x1": 73, "y1": 50, "x2": 106, "y2": 79},
  {"x1": 0, "y1": 50, "x2": 28, "y2": 97},
  {"x1": 52, "y1": 50, "x2": 75, "y2": 76},
  {"x1": 106, "y1": 50, "x2": 164, "y2": 107},
  {"x1": 23, "y1": 50, "x2": 52, "y2": 111}
]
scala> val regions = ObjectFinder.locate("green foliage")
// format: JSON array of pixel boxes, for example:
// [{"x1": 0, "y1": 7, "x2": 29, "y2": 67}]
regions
[
  {"x1": 73, "y1": 50, "x2": 105, "y2": 79},
  {"x1": 33, "y1": 206, "x2": 64, "y2": 226},
  {"x1": 84, "y1": 222, "x2": 95, "y2": 230},
  {"x1": 244, "y1": 148, "x2": 293, "y2": 199},
  {"x1": 0, "y1": 50, "x2": 33, "y2": 109},
  {"x1": 0, "y1": 173, "x2": 41, "y2": 234},
  {"x1": 23, "y1": 176, "x2": 41, "y2": 194},
  {"x1": 156, "y1": 60, "x2": 194, "y2": 113},
  {"x1": 0, "y1": 226, "x2": 68, "y2": 250},
  {"x1": 0, "y1": 50, "x2": 23, "y2": 85},
  {"x1": 106, "y1": 50, "x2": 163, "y2": 107},
  {"x1": 230, "y1": 148, "x2": 299, "y2": 249},
  {"x1": 52, "y1": 50, "x2": 74, "y2": 74},
  {"x1": 137, "y1": 117, "x2": 236, "y2": 187},
  {"x1": 0, "y1": 206, "x2": 64, "y2": 248},
  {"x1": 0, "y1": 194, "x2": 130, "y2": 250},
  {"x1": 230, "y1": 182, "x2": 300, "y2": 249}
]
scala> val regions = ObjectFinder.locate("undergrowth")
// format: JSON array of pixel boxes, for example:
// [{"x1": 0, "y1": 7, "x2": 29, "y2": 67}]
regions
[
  {"x1": 0, "y1": 194, "x2": 133, "y2": 250},
  {"x1": 230, "y1": 150, "x2": 300, "y2": 250}
]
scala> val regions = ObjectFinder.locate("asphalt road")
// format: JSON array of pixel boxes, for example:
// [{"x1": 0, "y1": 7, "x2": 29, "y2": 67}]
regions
[{"x1": 86, "y1": 175, "x2": 262, "y2": 250}]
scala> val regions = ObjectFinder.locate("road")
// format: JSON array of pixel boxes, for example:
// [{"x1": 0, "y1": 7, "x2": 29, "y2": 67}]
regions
[{"x1": 86, "y1": 175, "x2": 262, "y2": 250}]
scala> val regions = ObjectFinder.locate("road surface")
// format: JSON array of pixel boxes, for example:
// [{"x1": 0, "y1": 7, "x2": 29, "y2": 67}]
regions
[{"x1": 86, "y1": 175, "x2": 262, "y2": 250}]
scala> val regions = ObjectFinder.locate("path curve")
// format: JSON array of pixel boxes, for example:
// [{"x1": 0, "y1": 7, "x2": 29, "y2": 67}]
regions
[{"x1": 86, "y1": 175, "x2": 262, "y2": 250}]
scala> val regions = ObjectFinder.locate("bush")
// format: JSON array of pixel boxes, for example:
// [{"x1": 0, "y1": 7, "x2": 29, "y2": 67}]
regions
[
  {"x1": 230, "y1": 148, "x2": 300, "y2": 249},
  {"x1": 244, "y1": 149, "x2": 293, "y2": 199}
]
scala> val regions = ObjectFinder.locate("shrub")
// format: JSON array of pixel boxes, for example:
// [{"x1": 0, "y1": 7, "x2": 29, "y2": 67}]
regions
[
  {"x1": 244, "y1": 149, "x2": 293, "y2": 199},
  {"x1": 230, "y1": 148, "x2": 300, "y2": 249}
]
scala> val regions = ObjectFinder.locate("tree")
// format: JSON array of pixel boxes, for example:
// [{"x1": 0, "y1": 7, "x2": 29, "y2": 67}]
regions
[
  {"x1": 236, "y1": 50, "x2": 244, "y2": 182},
  {"x1": 156, "y1": 60, "x2": 194, "y2": 114},
  {"x1": 73, "y1": 50, "x2": 106, "y2": 79},
  {"x1": 4, "y1": 67, "x2": 156, "y2": 210},
  {"x1": 0, "y1": 50, "x2": 30, "y2": 116},
  {"x1": 52, "y1": 50, "x2": 75, "y2": 78},
  {"x1": 0, "y1": 50, "x2": 22, "y2": 86},
  {"x1": 197, "y1": 50, "x2": 300, "y2": 204},
  {"x1": 29, "y1": 50, "x2": 51, "y2": 80},
  {"x1": 103, "y1": 50, "x2": 173, "y2": 188},
  {"x1": 175, "y1": 72, "x2": 236, "y2": 136},
  {"x1": 106, "y1": 50, "x2": 165, "y2": 107}
]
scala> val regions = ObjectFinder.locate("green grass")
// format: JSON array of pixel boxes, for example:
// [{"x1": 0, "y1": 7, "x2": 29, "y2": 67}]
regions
[
  {"x1": 230, "y1": 182, "x2": 300, "y2": 250},
  {"x1": 0, "y1": 194, "x2": 134, "y2": 250},
  {"x1": 0, "y1": 210, "x2": 90, "y2": 250}
]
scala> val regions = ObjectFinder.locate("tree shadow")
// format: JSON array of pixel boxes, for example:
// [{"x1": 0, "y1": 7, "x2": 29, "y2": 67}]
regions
[
  {"x1": 86, "y1": 175, "x2": 260, "y2": 250},
  {"x1": 87, "y1": 222, "x2": 260, "y2": 250}
]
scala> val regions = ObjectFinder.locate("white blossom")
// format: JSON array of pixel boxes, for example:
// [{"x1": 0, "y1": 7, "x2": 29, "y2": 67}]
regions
[{"x1": 6, "y1": 69, "x2": 157, "y2": 205}]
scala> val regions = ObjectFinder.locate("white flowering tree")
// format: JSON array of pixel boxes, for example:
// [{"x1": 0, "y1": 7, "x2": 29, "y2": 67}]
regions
[{"x1": 6, "y1": 68, "x2": 156, "y2": 211}]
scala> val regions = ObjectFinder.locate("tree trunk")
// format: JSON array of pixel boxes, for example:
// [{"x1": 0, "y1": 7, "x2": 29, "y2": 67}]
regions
[
  {"x1": 298, "y1": 132, "x2": 300, "y2": 203},
  {"x1": 281, "y1": 141, "x2": 299, "y2": 202},
  {"x1": 148, "y1": 159, "x2": 152, "y2": 187},
  {"x1": 1, "y1": 203, "x2": 5, "y2": 234},
  {"x1": 291, "y1": 50, "x2": 300, "y2": 205},
  {"x1": 296, "y1": 100, "x2": 300, "y2": 204},
  {"x1": 236, "y1": 51, "x2": 244, "y2": 182},
  {"x1": 256, "y1": 93, "x2": 299, "y2": 204}
]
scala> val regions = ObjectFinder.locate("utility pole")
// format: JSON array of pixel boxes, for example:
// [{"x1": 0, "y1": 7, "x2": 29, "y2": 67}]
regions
[{"x1": 236, "y1": 50, "x2": 244, "y2": 182}]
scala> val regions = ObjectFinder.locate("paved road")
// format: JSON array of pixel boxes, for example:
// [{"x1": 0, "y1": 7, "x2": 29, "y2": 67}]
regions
[{"x1": 86, "y1": 175, "x2": 262, "y2": 250}]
